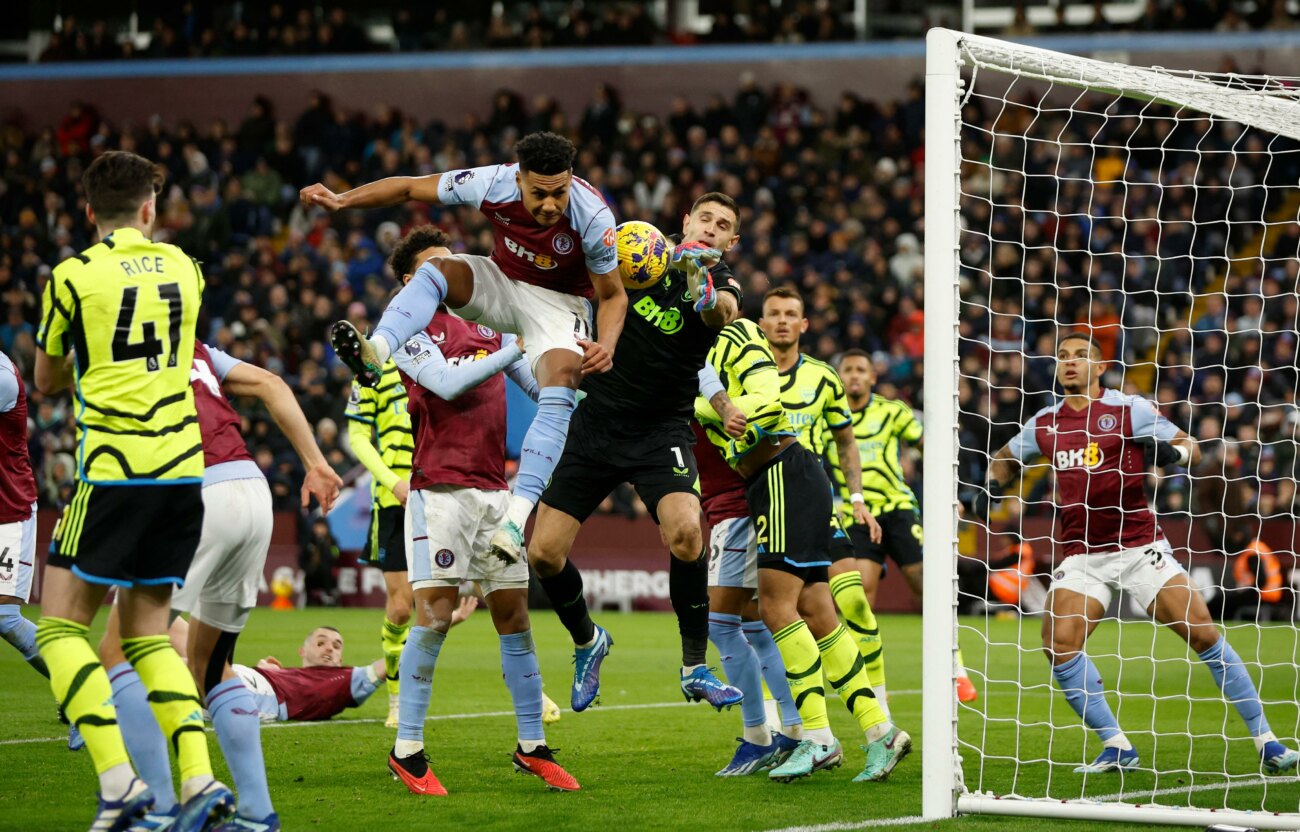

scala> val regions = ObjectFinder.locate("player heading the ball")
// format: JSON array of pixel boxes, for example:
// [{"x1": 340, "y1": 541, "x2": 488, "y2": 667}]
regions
[{"x1": 305, "y1": 132, "x2": 661, "y2": 565}]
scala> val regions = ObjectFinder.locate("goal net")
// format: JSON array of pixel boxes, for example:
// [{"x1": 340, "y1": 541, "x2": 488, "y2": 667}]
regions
[{"x1": 923, "y1": 28, "x2": 1300, "y2": 828}]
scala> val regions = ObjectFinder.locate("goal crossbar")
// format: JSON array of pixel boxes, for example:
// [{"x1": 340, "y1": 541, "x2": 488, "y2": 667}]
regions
[{"x1": 956, "y1": 31, "x2": 1300, "y2": 142}]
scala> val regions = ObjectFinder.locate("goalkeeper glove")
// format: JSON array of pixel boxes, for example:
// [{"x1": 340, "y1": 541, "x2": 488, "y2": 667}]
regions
[
  {"x1": 968, "y1": 479, "x2": 1004, "y2": 522},
  {"x1": 1134, "y1": 435, "x2": 1190, "y2": 468},
  {"x1": 669, "y1": 240, "x2": 721, "y2": 270},
  {"x1": 688, "y1": 264, "x2": 718, "y2": 313}
]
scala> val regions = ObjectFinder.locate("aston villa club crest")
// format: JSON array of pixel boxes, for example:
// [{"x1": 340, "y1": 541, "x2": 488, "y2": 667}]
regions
[
  {"x1": 553, "y1": 233, "x2": 574, "y2": 255},
  {"x1": 1098, "y1": 413, "x2": 1117, "y2": 431},
  {"x1": 435, "y1": 549, "x2": 455, "y2": 568},
  {"x1": 477, "y1": 324, "x2": 496, "y2": 338}
]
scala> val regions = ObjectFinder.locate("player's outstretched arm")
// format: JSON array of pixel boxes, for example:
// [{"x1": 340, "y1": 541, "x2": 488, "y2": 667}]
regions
[
  {"x1": 300, "y1": 173, "x2": 444, "y2": 212},
  {"x1": 449, "y1": 594, "x2": 480, "y2": 626},
  {"x1": 675, "y1": 246, "x2": 738, "y2": 329},
  {"x1": 223, "y1": 361, "x2": 343, "y2": 512},
  {"x1": 580, "y1": 269, "x2": 627, "y2": 376},
  {"x1": 393, "y1": 331, "x2": 525, "y2": 401}
]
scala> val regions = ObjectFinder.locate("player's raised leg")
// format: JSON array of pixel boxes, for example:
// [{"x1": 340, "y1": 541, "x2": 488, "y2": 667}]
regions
[
  {"x1": 490, "y1": 347, "x2": 585, "y2": 563},
  {"x1": 530, "y1": 503, "x2": 611, "y2": 712},
  {"x1": 1042, "y1": 584, "x2": 1137, "y2": 773},
  {"x1": 332, "y1": 248, "x2": 476, "y2": 387},
  {"x1": 1150, "y1": 572, "x2": 1300, "y2": 773}
]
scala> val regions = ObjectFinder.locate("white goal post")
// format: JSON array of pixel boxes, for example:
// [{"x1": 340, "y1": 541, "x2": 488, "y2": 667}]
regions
[{"x1": 923, "y1": 27, "x2": 1300, "y2": 828}]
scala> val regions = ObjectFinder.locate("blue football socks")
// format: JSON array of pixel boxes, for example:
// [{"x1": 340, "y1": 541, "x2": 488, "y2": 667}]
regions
[
  {"x1": 710, "y1": 614, "x2": 767, "y2": 729},
  {"x1": 1052, "y1": 652, "x2": 1123, "y2": 743},
  {"x1": 397, "y1": 626, "x2": 446, "y2": 745},
  {"x1": 107, "y1": 662, "x2": 177, "y2": 813},
  {"x1": 499, "y1": 630, "x2": 545, "y2": 744},
  {"x1": 207, "y1": 677, "x2": 274, "y2": 820}
]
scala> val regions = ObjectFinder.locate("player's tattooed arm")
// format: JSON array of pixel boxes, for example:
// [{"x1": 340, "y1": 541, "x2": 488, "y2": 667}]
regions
[
  {"x1": 711, "y1": 391, "x2": 747, "y2": 438},
  {"x1": 833, "y1": 423, "x2": 881, "y2": 539},
  {"x1": 300, "y1": 173, "x2": 443, "y2": 211},
  {"x1": 696, "y1": 364, "x2": 749, "y2": 438},
  {"x1": 700, "y1": 283, "x2": 739, "y2": 329}
]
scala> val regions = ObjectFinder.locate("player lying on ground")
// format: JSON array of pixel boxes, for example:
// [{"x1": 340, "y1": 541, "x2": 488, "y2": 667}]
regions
[
  {"x1": 302, "y1": 131, "x2": 637, "y2": 567},
  {"x1": 221, "y1": 602, "x2": 463, "y2": 723},
  {"x1": 821, "y1": 348, "x2": 978, "y2": 702},
  {"x1": 980, "y1": 331, "x2": 1300, "y2": 775},
  {"x1": 0, "y1": 349, "x2": 83, "y2": 752},
  {"x1": 344, "y1": 350, "x2": 414, "y2": 729},
  {"x1": 759, "y1": 289, "x2": 896, "y2": 714},
  {"x1": 527, "y1": 193, "x2": 744, "y2": 714},
  {"x1": 33, "y1": 150, "x2": 232, "y2": 831},
  {"x1": 385, "y1": 226, "x2": 578, "y2": 794},
  {"x1": 95, "y1": 338, "x2": 341, "y2": 832},
  {"x1": 696, "y1": 316, "x2": 911, "y2": 783}
]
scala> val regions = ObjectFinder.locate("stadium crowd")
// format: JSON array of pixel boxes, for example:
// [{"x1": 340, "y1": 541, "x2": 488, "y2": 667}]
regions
[
  {"x1": 957, "y1": 85, "x2": 1300, "y2": 547},
  {"x1": 3, "y1": 65, "x2": 1298, "y2": 548},
  {"x1": 32, "y1": 0, "x2": 1300, "y2": 62}
]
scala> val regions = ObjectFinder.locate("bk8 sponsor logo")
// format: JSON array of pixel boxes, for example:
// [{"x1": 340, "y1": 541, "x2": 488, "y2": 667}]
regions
[
  {"x1": 503, "y1": 236, "x2": 557, "y2": 269},
  {"x1": 1055, "y1": 442, "x2": 1103, "y2": 469}
]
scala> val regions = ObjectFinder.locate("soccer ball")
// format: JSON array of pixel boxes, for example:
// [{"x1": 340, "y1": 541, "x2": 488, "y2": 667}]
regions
[{"x1": 616, "y1": 220, "x2": 670, "y2": 290}]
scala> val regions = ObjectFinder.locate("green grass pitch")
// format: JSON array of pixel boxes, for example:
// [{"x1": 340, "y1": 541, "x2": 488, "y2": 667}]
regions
[{"x1": 2, "y1": 608, "x2": 1296, "y2": 831}]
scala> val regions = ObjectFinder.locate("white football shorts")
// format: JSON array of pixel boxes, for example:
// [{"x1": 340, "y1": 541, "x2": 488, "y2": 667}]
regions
[{"x1": 407, "y1": 485, "x2": 529, "y2": 595}]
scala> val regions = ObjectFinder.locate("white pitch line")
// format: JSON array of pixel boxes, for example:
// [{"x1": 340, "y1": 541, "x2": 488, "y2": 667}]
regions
[
  {"x1": 0, "y1": 689, "x2": 925, "y2": 747},
  {"x1": 757, "y1": 772, "x2": 1299, "y2": 832},
  {"x1": 758, "y1": 816, "x2": 932, "y2": 832},
  {"x1": 1096, "y1": 774, "x2": 1298, "y2": 802}
]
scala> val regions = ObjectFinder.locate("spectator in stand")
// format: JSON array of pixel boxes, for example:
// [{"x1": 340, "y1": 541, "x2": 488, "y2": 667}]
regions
[
  {"x1": 25, "y1": 2, "x2": 1282, "y2": 61},
  {"x1": 301, "y1": 517, "x2": 340, "y2": 606}
]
